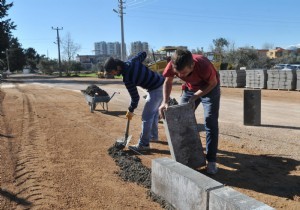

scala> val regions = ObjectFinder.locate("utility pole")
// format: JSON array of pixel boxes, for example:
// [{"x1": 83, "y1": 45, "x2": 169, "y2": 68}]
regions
[
  {"x1": 113, "y1": 0, "x2": 126, "y2": 61},
  {"x1": 52, "y1": 26, "x2": 63, "y2": 77}
]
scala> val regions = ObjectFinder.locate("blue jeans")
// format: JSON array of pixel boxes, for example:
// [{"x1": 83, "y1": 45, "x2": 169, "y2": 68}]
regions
[
  {"x1": 138, "y1": 85, "x2": 163, "y2": 146},
  {"x1": 180, "y1": 84, "x2": 220, "y2": 162}
]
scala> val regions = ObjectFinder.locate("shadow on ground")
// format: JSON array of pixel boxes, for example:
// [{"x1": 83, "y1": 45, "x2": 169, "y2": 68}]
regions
[
  {"x1": 0, "y1": 188, "x2": 32, "y2": 207},
  {"x1": 214, "y1": 150, "x2": 300, "y2": 201},
  {"x1": 0, "y1": 134, "x2": 14, "y2": 138},
  {"x1": 259, "y1": 123, "x2": 300, "y2": 130},
  {"x1": 99, "y1": 110, "x2": 127, "y2": 117}
]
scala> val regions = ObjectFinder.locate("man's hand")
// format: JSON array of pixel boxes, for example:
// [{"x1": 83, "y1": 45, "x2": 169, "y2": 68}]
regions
[
  {"x1": 188, "y1": 95, "x2": 198, "y2": 110},
  {"x1": 159, "y1": 103, "x2": 169, "y2": 119},
  {"x1": 126, "y1": 111, "x2": 134, "y2": 120}
]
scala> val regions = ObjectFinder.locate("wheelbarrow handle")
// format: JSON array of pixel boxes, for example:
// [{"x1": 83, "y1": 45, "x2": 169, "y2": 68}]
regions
[{"x1": 110, "y1": 92, "x2": 120, "y2": 100}]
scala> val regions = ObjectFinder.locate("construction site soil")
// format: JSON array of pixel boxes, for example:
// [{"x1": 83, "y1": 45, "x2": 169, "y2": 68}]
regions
[{"x1": 0, "y1": 76, "x2": 299, "y2": 210}]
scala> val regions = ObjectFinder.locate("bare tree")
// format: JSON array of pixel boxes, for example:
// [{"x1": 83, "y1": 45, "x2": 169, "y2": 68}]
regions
[{"x1": 62, "y1": 32, "x2": 81, "y2": 75}]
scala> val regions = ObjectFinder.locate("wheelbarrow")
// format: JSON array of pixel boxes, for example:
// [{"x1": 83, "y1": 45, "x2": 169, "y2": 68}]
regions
[{"x1": 81, "y1": 90, "x2": 119, "y2": 113}]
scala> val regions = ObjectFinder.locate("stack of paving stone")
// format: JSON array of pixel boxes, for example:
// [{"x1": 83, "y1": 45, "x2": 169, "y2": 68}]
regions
[
  {"x1": 267, "y1": 69, "x2": 296, "y2": 90},
  {"x1": 245, "y1": 69, "x2": 267, "y2": 89},
  {"x1": 219, "y1": 70, "x2": 229, "y2": 86},
  {"x1": 219, "y1": 70, "x2": 246, "y2": 87},
  {"x1": 219, "y1": 70, "x2": 228, "y2": 86},
  {"x1": 267, "y1": 69, "x2": 280, "y2": 89},
  {"x1": 297, "y1": 70, "x2": 300, "y2": 90}
]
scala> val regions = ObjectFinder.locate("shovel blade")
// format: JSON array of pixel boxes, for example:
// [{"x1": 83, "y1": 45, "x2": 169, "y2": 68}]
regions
[
  {"x1": 125, "y1": 135, "x2": 132, "y2": 146},
  {"x1": 115, "y1": 135, "x2": 132, "y2": 149}
]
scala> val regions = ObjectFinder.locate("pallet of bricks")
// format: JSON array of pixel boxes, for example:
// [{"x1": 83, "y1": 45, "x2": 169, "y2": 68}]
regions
[
  {"x1": 267, "y1": 69, "x2": 296, "y2": 90},
  {"x1": 245, "y1": 69, "x2": 267, "y2": 89},
  {"x1": 219, "y1": 70, "x2": 246, "y2": 88},
  {"x1": 297, "y1": 69, "x2": 300, "y2": 90}
]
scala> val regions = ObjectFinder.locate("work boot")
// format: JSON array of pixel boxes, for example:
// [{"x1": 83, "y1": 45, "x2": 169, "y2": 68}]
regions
[
  {"x1": 207, "y1": 162, "x2": 218, "y2": 174},
  {"x1": 128, "y1": 144, "x2": 150, "y2": 151}
]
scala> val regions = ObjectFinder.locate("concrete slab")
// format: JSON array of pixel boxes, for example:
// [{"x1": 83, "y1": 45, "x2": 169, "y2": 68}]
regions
[
  {"x1": 163, "y1": 103, "x2": 206, "y2": 168},
  {"x1": 151, "y1": 158, "x2": 224, "y2": 210},
  {"x1": 209, "y1": 186, "x2": 274, "y2": 210}
]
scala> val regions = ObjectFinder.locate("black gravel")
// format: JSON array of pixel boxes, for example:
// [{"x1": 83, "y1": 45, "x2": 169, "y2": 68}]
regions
[
  {"x1": 108, "y1": 143, "x2": 175, "y2": 210},
  {"x1": 83, "y1": 84, "x2": 109, "y2": 96}
]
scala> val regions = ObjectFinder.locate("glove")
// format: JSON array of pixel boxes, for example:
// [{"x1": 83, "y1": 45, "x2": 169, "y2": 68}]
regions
[{"x1": 126, "y1": 111, "x2": 134, "y2": 120}]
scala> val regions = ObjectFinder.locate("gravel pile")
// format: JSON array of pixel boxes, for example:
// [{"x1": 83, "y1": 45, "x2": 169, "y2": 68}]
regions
[
  {"x1": 108, "y1": 145, "x2": 175, "y2": 210},
  {"x1": 83, "y1": 85, "x2": 109, "y2": 96}
]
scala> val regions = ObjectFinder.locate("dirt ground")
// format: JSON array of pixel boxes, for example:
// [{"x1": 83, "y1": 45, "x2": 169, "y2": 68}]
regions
[{"x1": 0, "y1": 76, "x2": 299, "y2": 210}]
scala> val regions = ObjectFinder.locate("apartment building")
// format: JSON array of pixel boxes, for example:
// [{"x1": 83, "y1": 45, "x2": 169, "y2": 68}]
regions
[
  {"x1": 94, "y1": 41, "x2": 125, "y2": 59},
  {"x1": 94, "y1": 41, "x2": 107, "y2": 56},
  {"x1": 130, "y1": 41, "x2": 149, "y2": 56}
]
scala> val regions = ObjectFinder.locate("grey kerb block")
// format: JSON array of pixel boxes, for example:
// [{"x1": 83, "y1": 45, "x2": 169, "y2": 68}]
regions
[
  {"x1": 163, "y1": 103, "x2": 206, "y2": 168},
  {"x1": 209, "y1": 186, "x2": 275, "y2": 210},
  {"x1": 151, "y1": 158, "x2": 224, "y2": 210},
  {"x1": 151, "y1": 158, "x2": 274, "y2": 210}
]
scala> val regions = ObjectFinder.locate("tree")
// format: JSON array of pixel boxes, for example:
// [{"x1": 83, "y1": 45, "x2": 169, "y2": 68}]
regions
[
  {"x1": 8, "y1": 37, "x2": 25, "y2": 71},
  {"x1": 70, "y1": 61, "x2": 84, "y2": 74},
  {"x1": 213, "y1": 37, "x2": 229, "y2": 54},
  {"x1": 0, "y1": 0, "x2": 16, "y2": 69},
  {"x1": 37, "y1": 58, "x2": 58, "y2": 75},
  {"x1": 62, "y1": 32, "x2": 81, "y2": 75},
  {"x1": 24, "y1": 47, "x2": 42, "y2": 70}
]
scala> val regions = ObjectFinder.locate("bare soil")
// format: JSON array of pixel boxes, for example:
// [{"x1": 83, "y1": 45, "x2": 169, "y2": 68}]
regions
[{"x1": 0, "y1": 77, "x2": 299, "y2": 210}]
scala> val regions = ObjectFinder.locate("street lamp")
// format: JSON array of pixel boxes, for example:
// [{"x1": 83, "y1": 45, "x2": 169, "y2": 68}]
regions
[{"x1": 113, "y1": 1, "x2": 126, "y2": 61}]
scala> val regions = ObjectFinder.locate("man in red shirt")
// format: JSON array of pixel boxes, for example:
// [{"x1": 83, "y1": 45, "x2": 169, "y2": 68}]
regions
[{"x1": 159, "y1": 49, "x2": 220, "y2": 174}]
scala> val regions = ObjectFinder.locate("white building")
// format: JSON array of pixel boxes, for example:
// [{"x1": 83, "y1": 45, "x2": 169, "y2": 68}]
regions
[
  {"x1": 94, "y1": 42, "x2": 107, "y2": 55},
  {"x1": 131, "y1": 41, "x2": 149, "y2": 56},
  {"x1": 94, "y1": 41, "x2": 125, "y2": 59}
]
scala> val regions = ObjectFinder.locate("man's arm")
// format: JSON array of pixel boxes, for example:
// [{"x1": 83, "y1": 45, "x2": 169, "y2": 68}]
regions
[
  {"x1": 189, "y1": 76, "x2": 218, "y2": 103},
  {"x1": 163, "y1": 76, "x2": 173, "y2": 104},
  {"x1": 159, "y1": 76, "x2": 173, "y2": 118},
  {"x1": 129, "y1": 51, "x2": 147, "y2": 63},
  {"x1": 125, "y1": 82, "x2": 140, "y2": 112}
]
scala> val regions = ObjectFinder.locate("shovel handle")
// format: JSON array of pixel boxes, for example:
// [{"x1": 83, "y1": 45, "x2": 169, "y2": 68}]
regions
[{"x1": 125, "y1": 118, "x2": 130, "y2": 139}]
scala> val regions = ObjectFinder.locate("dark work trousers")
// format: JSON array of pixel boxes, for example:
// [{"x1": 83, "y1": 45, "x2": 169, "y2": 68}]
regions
[{"x1": 180, "y1": 84, "x2": 220, "y2": 162}]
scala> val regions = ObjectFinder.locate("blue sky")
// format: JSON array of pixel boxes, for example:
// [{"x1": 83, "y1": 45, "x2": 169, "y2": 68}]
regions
[{"x1": 8, "y1": 0, "x2": 300, "y2": 59}]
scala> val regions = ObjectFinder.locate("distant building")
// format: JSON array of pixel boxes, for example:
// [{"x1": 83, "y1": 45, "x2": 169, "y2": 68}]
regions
[
  {"x1": 94, "y1": 41, "x2": 126, "y2": 59},
  {"x1": 266, "y1": 47, "x2": 285, "y2": 59},
  {"x1": 130, "y1": 41, "x2": 149, "y2": 56},
  {"x1": 94, "y1": 42, "x2": 107, "y2": 55},
  {"x1": 76, "y1": 54, "x2": 108, "y2": 70},
  {"x1": 256, "y1": 49, "x2": 269, "y2": 58}
]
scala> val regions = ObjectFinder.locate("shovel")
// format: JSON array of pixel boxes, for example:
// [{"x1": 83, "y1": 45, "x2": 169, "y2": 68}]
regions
[{"x1": 115, "y1": 118, "x2": 132, "y2": 150}]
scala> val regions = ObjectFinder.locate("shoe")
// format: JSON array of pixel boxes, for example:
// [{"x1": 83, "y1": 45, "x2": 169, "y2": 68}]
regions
[
  {"x1": 150, "y1": 139, "x2": 159, "y2": 142},
  {"x1": 207, "y1": 162, "x2": 218, "y2": 174},
  {"x1": 128, "y1": 144, "x2": 150, "y2": 151}
]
